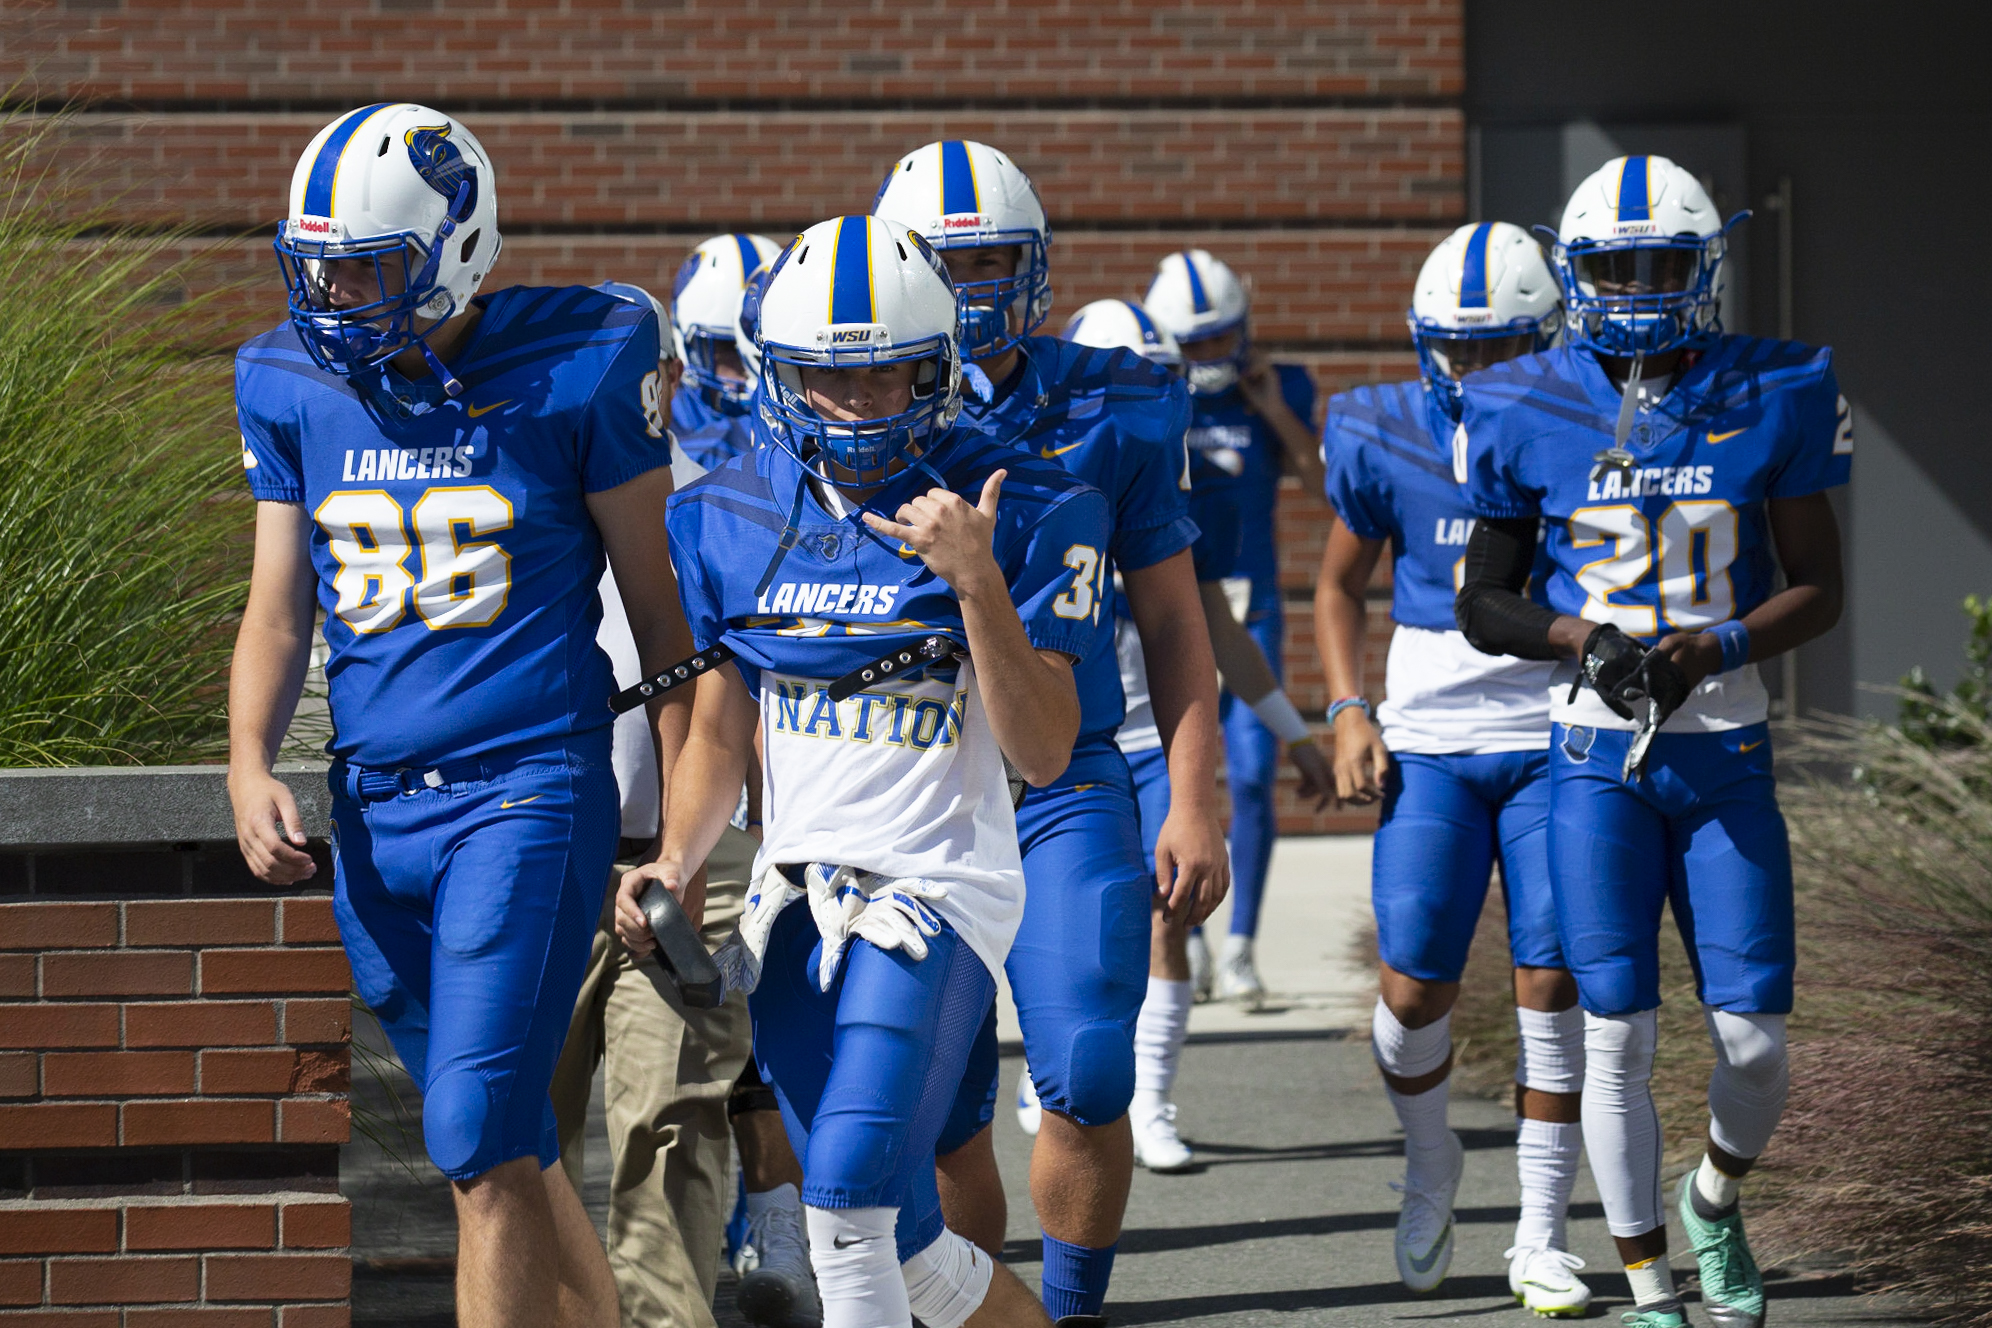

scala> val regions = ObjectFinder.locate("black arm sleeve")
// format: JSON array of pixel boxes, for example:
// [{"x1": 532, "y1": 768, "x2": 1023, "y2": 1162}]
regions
[{"x1": 1454, "y1": 516, "x2": 1561, "y2": 660}]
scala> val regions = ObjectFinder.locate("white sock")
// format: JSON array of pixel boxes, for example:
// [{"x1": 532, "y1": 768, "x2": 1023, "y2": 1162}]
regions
[
  {"x1": 1371, "y1": 998, "x2": 1452, "y2": 1078},
  {"x1": 1695, "y1": 1153, "x2": 1741, "y2": 1211},
  {"x1": 1513, "y1": 1117, "x2": 1582, "y2": 1252},
  {"x1": 1704, "y1": 1007, "x2": 1788, "y2": 1161},
  {"x1": 1624, "y1": 1253, "x2": 1678, "y2": 1308},
  {"x1": 1581, "y1": 1009, "x2": 1666, "y2": 1238},
  {"x1": 901, "y1": 1227, "x2": 992, "y2": 1328},
  {"x1": 1134, "y1": 977, "x2": 1192, "y2": 1095},
  {"x1": 747, "y1": 1180, "x2": 800, "y2": 1224},
  {"x1": 1384, "y1": 1081, "x2": 1453, "y2": 1187},
  {"x1": 1220, "y1": 933, "x2": 1251, "y2": 964},
  {"x1": 1515, "y1": 1005, "x2": 1585, "y2": 1096},
  {"x1": 806, "y1": 1205, "x2": 907, "y2": 1328}
]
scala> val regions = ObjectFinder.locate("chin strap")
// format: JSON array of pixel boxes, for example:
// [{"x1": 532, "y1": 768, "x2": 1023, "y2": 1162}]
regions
[
  {"x1": 754, "y1": 473, "x2": 812, "y2": 600},
  {"x1": 1590, "y1": 350, "x2": 1645, "y2": 487}
]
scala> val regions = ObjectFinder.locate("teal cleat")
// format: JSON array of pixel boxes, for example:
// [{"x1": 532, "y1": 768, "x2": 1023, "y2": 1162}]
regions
[
  {"x1": 1678, "y1": 1170, "x2": 1766, "y2": 1327},
  {"x1": 1620, "y1": 1308, "x2": 1689, "y2": 1328}
]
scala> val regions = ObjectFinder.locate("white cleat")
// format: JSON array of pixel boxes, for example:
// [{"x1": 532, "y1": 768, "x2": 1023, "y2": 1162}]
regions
[
  {"x1": 1392, "y1": 1130, "x2": 1463, "y2": 1293},
  {"x1": 1506, "y1": 1245, "x2": 1592, "y2": 1318},
  {"x1": 1016, "y1": 1067, "x2": 1042, "y2": 1136},
  {"x1": 1214, "y1": 934, "x2": 1265, "y2": 1010},
  {"x1": 736, "y1": 1189, "x2": 823, "y2": 1328},
  {"x1": 1130, "y1": 1098, "x2": 1195, "y2": 1172},
  {"x1": 1187, "y1": 930, "x2": 1213, "y2": 1003}
]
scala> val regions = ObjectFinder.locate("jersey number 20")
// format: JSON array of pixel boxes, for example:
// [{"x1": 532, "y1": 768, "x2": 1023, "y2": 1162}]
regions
[
  {"x1": 315, "y1": 488, "x2": 514, "y2": 634},
  {"x1": 1569, "y1": 500, "x2": 1737, "y2": 635}
]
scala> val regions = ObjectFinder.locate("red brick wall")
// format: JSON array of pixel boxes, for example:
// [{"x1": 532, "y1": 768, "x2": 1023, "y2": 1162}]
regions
[
  {"x1": 0, "y1": 892, "x2": 353, "y2": 1323},
  {"x1": 7, "y1": 0, "x2": 1464, "y2": 835}
]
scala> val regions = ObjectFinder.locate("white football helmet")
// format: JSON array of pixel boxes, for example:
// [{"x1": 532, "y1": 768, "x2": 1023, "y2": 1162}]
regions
[
  {"x1": 732, "y1": 258, "x2": 776, "y2": 391},
  {"x1": 1061, "y1": 299, "x2": 1182, "y2": 373},
  {"x1": 1409, "y1": 222, "x2": 1560, "y2": 419},
  {"x1": 594, "y1": 280, "x2": 677, "y2": 363},
  {"x1": 757, "y1": 215, "x2": 962, "y2": 475},
  {"x1": 871, "y1": 140, "x2": 1052, "y2": 360},
  {"x1": 275, "y1": 103, "x2": 502, "y2": 391},
  {"x1": 1143, "y1": 249, "x2": 1250, "y2": 395},
  {"x1": 1553, "y1": 154, "x2": 1742, "y2": 356},
  {"x1": 670, "y1": 233, "x2": 781, "y2": 411}
]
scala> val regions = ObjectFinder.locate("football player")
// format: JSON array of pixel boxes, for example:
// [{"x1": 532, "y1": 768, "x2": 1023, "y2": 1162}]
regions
[
  {"x1": 227, "y1": 104, "x2": 694, "y2": 1328},
  {"x1": 1144, "y1": 250, "x2": 1328, "y2": 1005},
  {"x1": 1060, "y1": 298, "x2": 1331, "y2": 1174},
  {"x1": 671, "y1": 233, "x2": 782, "y2": 469},
  {"x1": 1455, "y1": 156, "x2": 1849, "y2": 1328},
  {"x1": 1317, "y1": 223, "x2": 1591, "y2": 1313},
  {"x1": 872, "y1": 142, "x2": 1230, "y2": 1321},
  {"x1": 614, "y1": 214, "x2": 1106, "y2": 1328}
]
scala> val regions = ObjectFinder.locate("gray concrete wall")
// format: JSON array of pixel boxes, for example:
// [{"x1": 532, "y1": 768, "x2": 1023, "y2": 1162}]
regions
[{"x1": 1465, "y1": 0, "x2": 1992, "y2": 715}]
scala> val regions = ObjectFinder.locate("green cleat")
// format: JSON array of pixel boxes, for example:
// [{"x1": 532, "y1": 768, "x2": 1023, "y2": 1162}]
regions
[
  {"x1": 1678, "y1": 1170, "x2": 1766, "y2": 1327},
  {"x1": 1620, "y1": 1308, "x2": 1689, "y2": 1328}
]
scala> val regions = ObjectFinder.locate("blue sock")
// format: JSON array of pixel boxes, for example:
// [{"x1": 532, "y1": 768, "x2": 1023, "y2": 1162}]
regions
[{"x1": 1039, "y1": 1233, "x2": 1117, "y2": 1319}]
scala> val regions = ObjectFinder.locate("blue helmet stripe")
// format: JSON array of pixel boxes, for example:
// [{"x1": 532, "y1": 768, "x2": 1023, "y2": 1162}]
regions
[
  {"x1": 731, "y1": 233, "x2": 762, "y2": 286},
  {"x1": 1181, "y1": 251, "x2": 1210, "y2": 313},
  {"x1": 939, "y1": 140, "x2": 980, "y2": 216},
  {"x1": 1617, "y1": 156, "x2": 1651, "y2": 223},
  {"x1": 1125, "y1": 300, "x2": 1161, "y2": 345},
  {"x1": 829, "y1": 216, "x2": 876, "y2": 324},
  {"x1": 1458, "y1": 222, "x2": 1492, "y2": 309},
  {"x1": 303, "y1": 103, "x2": 392, "y2": 217}
]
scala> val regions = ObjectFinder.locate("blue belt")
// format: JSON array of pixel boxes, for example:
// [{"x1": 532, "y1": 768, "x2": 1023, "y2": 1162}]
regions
[{"x1": 340, "y1": 749, "x2": 567, "y2": 803}]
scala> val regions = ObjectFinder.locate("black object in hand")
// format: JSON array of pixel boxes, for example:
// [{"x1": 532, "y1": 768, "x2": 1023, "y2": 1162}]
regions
[{"x1": 638, "y1": 881, "x2": 725, "y2": 1009}]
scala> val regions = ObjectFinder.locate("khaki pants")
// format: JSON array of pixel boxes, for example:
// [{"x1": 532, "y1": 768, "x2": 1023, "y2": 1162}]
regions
[{"x1": 550, "y1": 827, "x2": 757, "y2": 1328}]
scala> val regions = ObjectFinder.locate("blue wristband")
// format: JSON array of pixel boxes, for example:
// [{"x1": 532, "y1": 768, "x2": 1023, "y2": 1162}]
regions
[
  {"x1": 1327, "y1": 696, "x2": 1372, "y2": 724},
  {"x1": 1710, "y1": 620, "x2": 1751, "y2": 674}
]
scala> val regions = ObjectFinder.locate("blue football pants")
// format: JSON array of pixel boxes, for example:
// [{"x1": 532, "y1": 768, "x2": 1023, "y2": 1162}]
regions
[
  {"x1": 750, "y1": 903, "x2": 995, "y2": 1261},
  {"x1": 331, "y1": 736, "x2": 618, "y2": 1181},
  {"x1": 1548, "y1": 722, "x2": 1795, "y2": 1016}
]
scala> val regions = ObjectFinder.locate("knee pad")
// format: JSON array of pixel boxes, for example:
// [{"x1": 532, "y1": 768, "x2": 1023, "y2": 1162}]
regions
[
  {"x1": 1515, "y1": 1006, "x2": 1585, "y2": 1095},
  {"x1": 1582, "y1": 1009, "x2": 1657, "y2": 1087},
  {"x1": 1045, "y1": 1022, "x2": 1135, "y2": 1126},
  {"x1": 1704, "y1": 1008, "x2": 1789, "y2": 1160},
  {"x1": 806, "y1": 1205, "x2": 907, "y2": 1328},
  {"x1": 901, "y1": 1227, "x2": 993, "y2": 1328},
  {"x1": 1372, "y1": 998, "x2": 1452, "y2": 1079},
  {"x1": 423, "y1": 1066, "x2": 499, "y2": 1180}
]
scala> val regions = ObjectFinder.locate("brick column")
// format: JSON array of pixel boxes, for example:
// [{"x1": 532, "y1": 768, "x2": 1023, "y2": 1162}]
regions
[{"x1": 0, "y1": 769, "x2": 349, "y2": 1326}]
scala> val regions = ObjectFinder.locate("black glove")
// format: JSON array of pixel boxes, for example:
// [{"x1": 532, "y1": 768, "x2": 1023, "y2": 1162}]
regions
[
  {"x1": 1571, "y1": 624, "x2": 1692, "y2": 723},
  {"x1": 1570, "y1": 623, "x2": 1650, "y2": 719}
]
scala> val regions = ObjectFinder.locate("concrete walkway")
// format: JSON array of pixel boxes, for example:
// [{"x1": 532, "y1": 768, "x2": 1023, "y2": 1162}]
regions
[{"x1": 345, "y1": 834, "x2": 1909, "y2": 1326}]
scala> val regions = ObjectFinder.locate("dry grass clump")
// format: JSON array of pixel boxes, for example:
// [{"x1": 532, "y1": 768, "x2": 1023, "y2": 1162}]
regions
[{"x1": 1759, "y1": 699, "x2": 1992, "y2": 1323}]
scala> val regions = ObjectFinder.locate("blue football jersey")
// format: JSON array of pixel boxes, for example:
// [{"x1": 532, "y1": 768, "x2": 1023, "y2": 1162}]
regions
[
  {"x1": 671, "y1": 385, "x2": 757, "y2": 471},
  {"x1": 955, "y1": 335, "x2": 1197, "y2": 776},
  {"x1": 1459, "y1": 336, "x2": 1850, "y2": 644},
  {"x1": 237, "y1": 286, "x2": 675, "y2": 767},
  {"x1": 665, "y1": 427, "x2": 1110, "y2": 691},
  {"x1": 1185, "y1": 364, "x2": 1316, "y2": 603},
  {"x1": 1325, "y1": 378, "x2": 1551, "y2": 632}
]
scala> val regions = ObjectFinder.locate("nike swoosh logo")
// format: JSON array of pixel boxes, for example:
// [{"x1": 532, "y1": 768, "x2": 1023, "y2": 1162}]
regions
[
  {"x1": 1406, "y1": 1219, "x2": 1452, "y2": 1274},
  {"x1": 1707, "y1": 428, "x2": 1746, "y2": 444},
  {"x1": 833, "y1": 1236, "x2": 865, "y2": 1249},
  {"x1": 1040, "y1": 441, "x2": 1085, "y2": 458},
  {"x1": 1737, "y1": 740, "x2": 1764, "y2": 754},
  {"x1": 467, "y1": 400, "x2": 513, "y2": 418},
  {"x1": 500, "y1": 794, "x2": 544, "y2": 808}
]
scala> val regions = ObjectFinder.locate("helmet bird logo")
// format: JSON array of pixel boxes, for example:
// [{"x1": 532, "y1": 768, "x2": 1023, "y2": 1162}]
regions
[{"x1": 405, "y1": 124, "x2": 478, "y2": 221}]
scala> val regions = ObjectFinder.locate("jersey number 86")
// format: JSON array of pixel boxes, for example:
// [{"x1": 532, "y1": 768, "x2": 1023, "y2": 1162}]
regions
[{"x1": 314, "y1": 487, "x2": 514, "y2": 634}]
